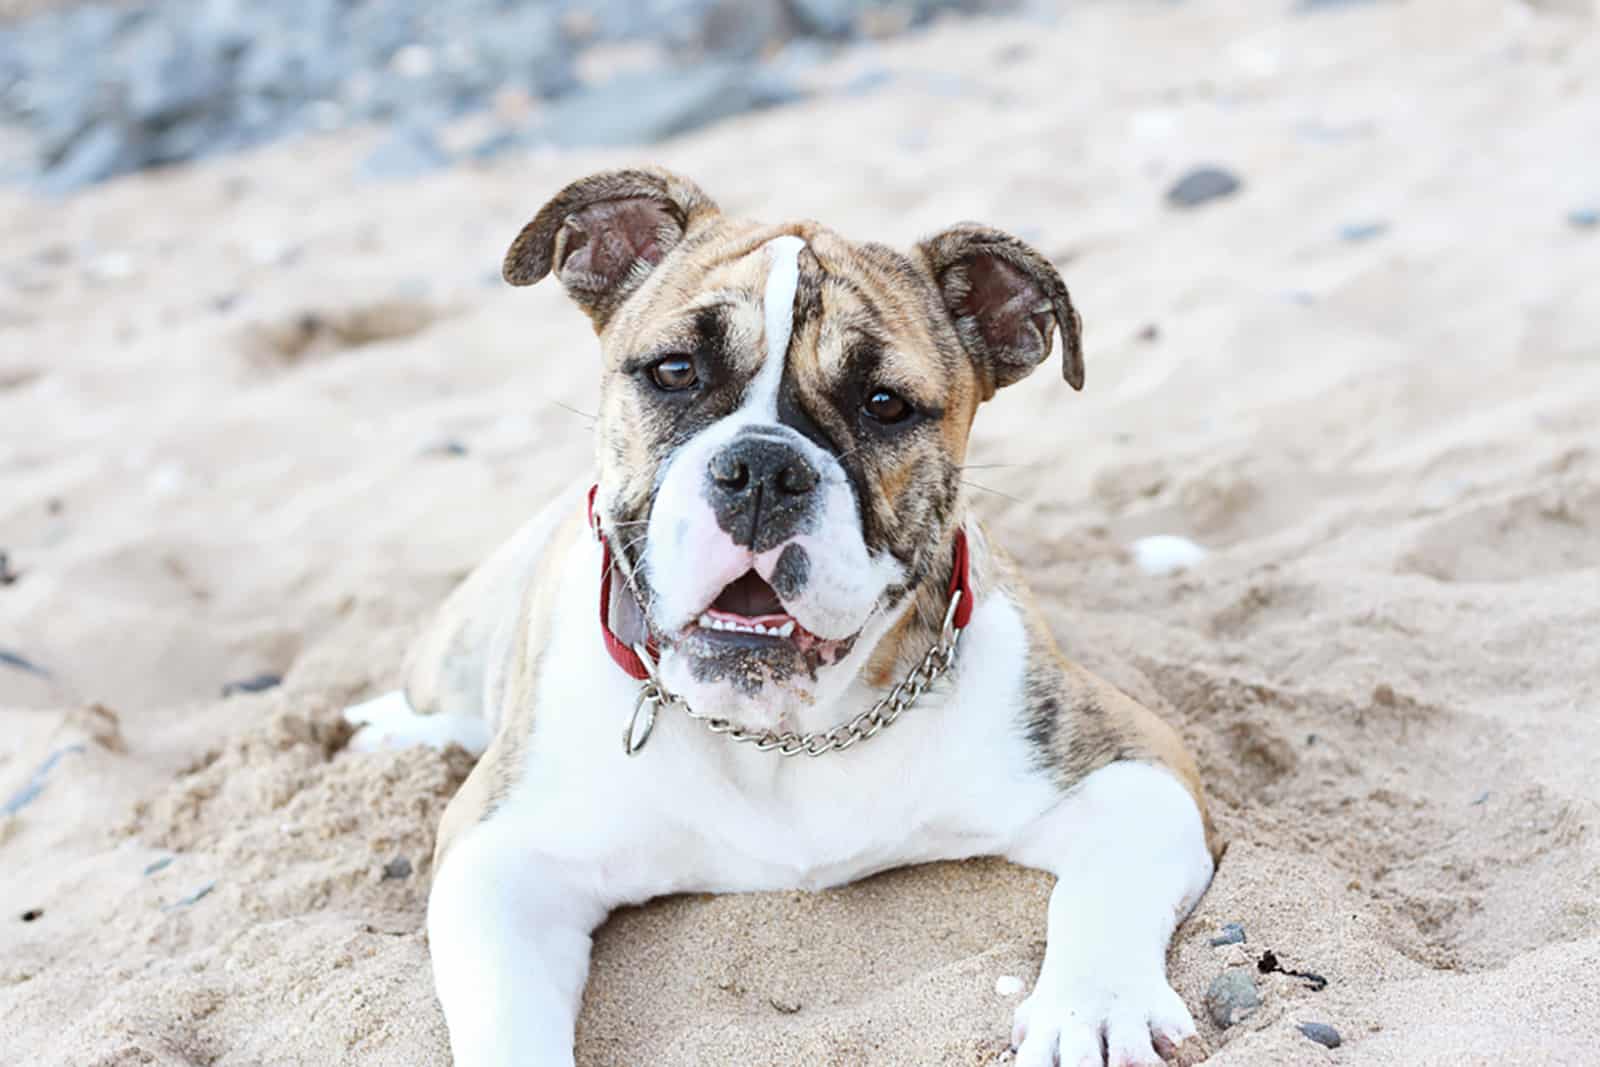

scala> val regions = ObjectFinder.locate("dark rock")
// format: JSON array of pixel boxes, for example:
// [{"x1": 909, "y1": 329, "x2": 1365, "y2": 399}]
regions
[
  {"x1": 539, "y1": 63, "x2": 804, "y2": 147},
  {"x1": 1210, "y1": 922, "x2": 1247, "y2": 946},
  {"x1": 0, "y1": 550, "x2": 18, "y2": 585},
  {"x1": 1, "y1": 744, "x2": 86, "y2": 817},
  {"x1": 221, "y1": 673, "x2": 282, "y2": 697},
  {"x1": 1299, "y1": 1022, "x2": 1342, "y2": 1048},
  {"x1": 1570, "y1": 208, "x2": 1599, "y2": 230},
  {"x1": 382, "y1": 856, "x2": 414, "y2": 881},
  {"x1": 361, "y1": 123, "x2": 451, "y2": 179},
  {"x1": 161, "y1": 881, "x2": 216, "y2": 911},
  {"x1": 20, "y1": 909, "x2": 42, "y2": 922},
  {"x1": 1167, "y1": 166, "x2": 1242, "y2": 208},
  {"x1": 1205, "y1": 969, "x2": 1261, "y2": 1028},
  {"x1": 0, "y1": 648, "x2": 51, "y2": 678}
]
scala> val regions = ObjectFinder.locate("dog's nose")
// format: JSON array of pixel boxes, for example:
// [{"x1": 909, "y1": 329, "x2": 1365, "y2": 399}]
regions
[{"x1": 707, "y1": 436, "x2": 820, "y2": 551}]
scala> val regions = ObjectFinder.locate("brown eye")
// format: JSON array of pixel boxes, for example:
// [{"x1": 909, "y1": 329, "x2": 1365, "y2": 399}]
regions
[
  {"x1": 863, "y1": 388, "x2": 913, "y2": 424},
  {"x1": 649, "y1": 356, "x2": 698, "y2": 391}
]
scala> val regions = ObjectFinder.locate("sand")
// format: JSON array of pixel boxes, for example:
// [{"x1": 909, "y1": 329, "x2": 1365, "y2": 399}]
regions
[{"x1": 3, "y1": 1, "x2": 1599, "y2": 1063}]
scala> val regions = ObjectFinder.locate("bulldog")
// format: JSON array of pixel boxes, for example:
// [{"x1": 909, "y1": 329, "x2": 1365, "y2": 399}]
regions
[{"x1": 346, "y1": 167, "x2": 1219, "y2": 1067}]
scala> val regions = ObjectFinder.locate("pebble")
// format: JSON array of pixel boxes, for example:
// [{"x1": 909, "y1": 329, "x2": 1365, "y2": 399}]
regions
[
  {"x1": 1339, "y1": 220, "x2": 1389, "y2": 242},
  {"x1": 143, "y1": 856, "x2": 174, "y2": 876},
  {"x1": 994, "y1": 974, "x2": 1025, "y2": 997},
  {"x1": 221, "y1": 673, "x2": 283, "y2": 697},
  {"x1": 1, "y1": 744, "x2": 86, "y2": 817},
  {"x1": 161, "y1": 881, "x2": 216, "y2": 911},
  {"x1": 1166, "y1": 166, "x2": 1242, "y2": 208},
  {"x1": 382, "y1": 856, "x2": 414, "y2": 881},
  {"x1": 1570, "y1": 208, "x2": 1599, "y2": 230},
  {"x1": 1210, "y1": 922, "x2": 1247, "y2": 946},
  {"x1": 1131, "y1": 534, "x2": 1210, "y2": 576},
  {"x1": 1299, "y1": 1022, "x2": 1343, "y2": 1048},
  {"x1": 0, "y1": 550, "x2": 18, "y2": 585},
  {"x1": 0, "y1": 648, "x2": 51, "y2": 678},
  {"x1": 1205, "y1": 968, "x2": 1262, "y2": 1029}
]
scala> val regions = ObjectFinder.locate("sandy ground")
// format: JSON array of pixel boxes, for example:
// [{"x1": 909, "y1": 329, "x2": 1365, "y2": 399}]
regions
[{"x1": 3, "y1": 1, "x2": 1600, "y2": 1064}]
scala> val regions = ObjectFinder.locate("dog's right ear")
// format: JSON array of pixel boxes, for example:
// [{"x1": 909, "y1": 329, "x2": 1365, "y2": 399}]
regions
[{"x1": 503, "y1": 167, "x2": 719, "y2": 330}]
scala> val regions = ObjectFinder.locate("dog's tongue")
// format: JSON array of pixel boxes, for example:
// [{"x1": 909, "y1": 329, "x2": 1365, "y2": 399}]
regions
[{"x1": 713, "y1": 571, "x2": 785, "y2": 618}]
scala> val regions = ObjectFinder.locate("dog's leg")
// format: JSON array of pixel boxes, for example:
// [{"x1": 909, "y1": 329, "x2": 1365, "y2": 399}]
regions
[
  {"x1": 428, "y1": 820, "x2": 607, "y2": 1067},
  {"x1": 343, "y1": 691, "x2": 491, "y2": 756},
  {"x1": 1005, "y1": 761, "x2": 1214, "y2": 1067}
]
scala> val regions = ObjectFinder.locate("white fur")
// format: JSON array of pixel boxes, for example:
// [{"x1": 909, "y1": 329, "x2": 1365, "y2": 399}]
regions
[
  {"x1": 344, "y1": 692, "x2": 490, "y2": 755},
  {"x1": 747, "y1": 233, "x2": 806, "y2": 417},
  {"x1": 355, "y1": 514, "x2": 1214, "y2": 1065}
]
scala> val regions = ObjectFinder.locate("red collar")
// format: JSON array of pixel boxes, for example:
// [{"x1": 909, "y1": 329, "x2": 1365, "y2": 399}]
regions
[{"x1": 587, "y1": 484, "x2": 973, "y2": 681}]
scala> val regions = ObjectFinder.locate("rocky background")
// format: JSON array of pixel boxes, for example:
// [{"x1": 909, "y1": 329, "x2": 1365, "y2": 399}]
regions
[{"x1": 0, "y1": 0, "x2": 1016, "y2": 191}]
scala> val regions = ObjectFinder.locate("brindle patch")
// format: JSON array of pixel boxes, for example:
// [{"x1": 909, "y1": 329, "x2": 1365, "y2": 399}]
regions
[{"x1": 770, "y1": 543, "x2": 810, "y2": 601}]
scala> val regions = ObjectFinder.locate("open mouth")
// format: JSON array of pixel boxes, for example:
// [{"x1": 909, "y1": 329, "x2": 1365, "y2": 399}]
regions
[{"x1": 694, "y1": 571, "x2": 802, "y2": 642}]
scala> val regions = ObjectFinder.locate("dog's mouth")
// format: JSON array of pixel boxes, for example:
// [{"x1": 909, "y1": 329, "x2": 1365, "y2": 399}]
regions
[{"x1": 682, "y1": 571, "x2": 854, "y2": 664}]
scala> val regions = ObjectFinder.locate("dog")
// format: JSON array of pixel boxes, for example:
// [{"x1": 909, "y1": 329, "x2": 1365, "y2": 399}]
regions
[{"x1": 346, "y1": 167, "x2": 1219, "y2": 1067}]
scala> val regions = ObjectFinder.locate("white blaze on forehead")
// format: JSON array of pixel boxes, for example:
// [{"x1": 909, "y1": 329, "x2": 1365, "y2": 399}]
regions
[{"x1": 744, "y1": 234, "x2": 807, "y2": 417}]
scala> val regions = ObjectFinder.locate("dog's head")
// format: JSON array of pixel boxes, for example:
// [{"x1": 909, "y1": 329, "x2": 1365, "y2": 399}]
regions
[{"x1": 506, "y1": 167, "x2": 1083, "y2": 731}]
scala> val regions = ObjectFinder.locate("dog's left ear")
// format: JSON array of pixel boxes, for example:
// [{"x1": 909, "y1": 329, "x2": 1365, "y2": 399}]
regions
[
  {"x1": 503, "y1": 167, "x2": 720, "y2": 330},
  {"x1": 916, "y1": 224, "x2": 1084, "y2": 395}
]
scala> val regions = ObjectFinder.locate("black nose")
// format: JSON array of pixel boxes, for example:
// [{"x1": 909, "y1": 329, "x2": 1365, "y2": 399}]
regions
[{"x1": 707, "y1": 435, "x2": 820, "y2": 552}]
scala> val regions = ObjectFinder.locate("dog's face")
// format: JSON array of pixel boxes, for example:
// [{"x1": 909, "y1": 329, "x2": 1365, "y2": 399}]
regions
[{"x1": 505, "y1": 168, "x2": 1083, "y2": 729}]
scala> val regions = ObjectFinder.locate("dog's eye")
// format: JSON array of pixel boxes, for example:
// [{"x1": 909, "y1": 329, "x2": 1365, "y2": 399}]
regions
[
  {"x1": 863, "y1": 388, "x2": 913, "y2": 424},
  {"x1": 648, "y1": 356, "x2": 699, "y2": 392}
]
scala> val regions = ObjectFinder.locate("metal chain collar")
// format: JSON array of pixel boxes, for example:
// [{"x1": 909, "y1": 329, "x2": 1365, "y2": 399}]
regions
[{"x1": 622, "y1": 590, "x2": 966, "y2": 758}]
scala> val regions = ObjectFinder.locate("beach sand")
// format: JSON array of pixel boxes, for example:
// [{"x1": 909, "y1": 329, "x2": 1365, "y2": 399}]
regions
[{"x1": 3, "y1": 1, "x2": 1598, "y2": 1063}]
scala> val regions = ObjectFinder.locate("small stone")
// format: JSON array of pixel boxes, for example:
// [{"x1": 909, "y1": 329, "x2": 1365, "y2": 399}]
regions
[
  {"x1": 1205, "y1": 969, "x2": 1262, "y2": 1029},
  {"x1": 768, "y1": 996, "x2": 802, "y2": 1014},
  {"x1": 994, "y1": 974, "x2": 1025, "y2": 997},
  {"x1": 1167, "y1": 166, "x2": 1242, "y2": 208},
  {"x1": 143, "y1": 856, "x2": 174, "y2": 876},
  {"x1": 422, "y1": 439, "x2": 470, "y2": 458},
  {"x1": 1210, "y1": 922, "x2": 1247, "y2": 947},
  {"x1": 20, "y1": 909, "x2": 42, "y2": 922},
  {"x1": 1338, "y1": 221, "x2": 1389, "y2": 242},
  {"x1": 1136, "y1": 323, "x2": 1161, "y2": 343},
  {"x1": 382, "y1": 856, "x2": 413, "y2": 881},
  {"x1": 1299, "y1": 1022, "x2": 1342, "y2": 1048},
  {"x1": 1569, "y1": 208, "x2": 1599, "y2": 230},
  {"x1": 222, "y1": 673, "x2": 282, "y2": 697},
  {"x1": 0, "y1": 649, "x2": 51, "y2": 678},
  {"x1": 0, "y1": 551, "x2": 19, "y2": 585}
]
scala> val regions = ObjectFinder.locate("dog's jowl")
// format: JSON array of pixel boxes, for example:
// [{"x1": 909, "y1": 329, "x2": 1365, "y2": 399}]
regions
[{"x1": 345, "y1": 167, "x2": 1218, "y2": 1067}]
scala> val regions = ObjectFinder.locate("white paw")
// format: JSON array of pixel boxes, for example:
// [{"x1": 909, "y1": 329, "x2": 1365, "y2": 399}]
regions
[
  {"x1": 344, "y1": 691, "x2": 490, "y2": 755},
  {"x1": 1011, "y1": 971, "x2": 1205, "y2": 1067}
]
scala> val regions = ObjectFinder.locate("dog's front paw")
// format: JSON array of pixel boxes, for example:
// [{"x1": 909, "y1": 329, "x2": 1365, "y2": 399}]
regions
[{"x1": 1010, "y1": 970, "x2": 1205, "y2": 1067}]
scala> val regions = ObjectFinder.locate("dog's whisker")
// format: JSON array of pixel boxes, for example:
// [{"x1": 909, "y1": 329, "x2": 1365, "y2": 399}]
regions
[{"x1": 961, "y1": 479, "x2": 1024, "y2": 504}]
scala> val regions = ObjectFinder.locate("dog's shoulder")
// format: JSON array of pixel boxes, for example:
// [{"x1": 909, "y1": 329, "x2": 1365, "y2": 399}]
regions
[{"x1": 983, "y1": 534, "x2": 1220, "y2": 859}]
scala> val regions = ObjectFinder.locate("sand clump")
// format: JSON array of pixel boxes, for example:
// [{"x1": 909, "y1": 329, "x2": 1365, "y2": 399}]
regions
[{"x1": 4, "y1": 1, "x2": 1600, "y2": 1064}]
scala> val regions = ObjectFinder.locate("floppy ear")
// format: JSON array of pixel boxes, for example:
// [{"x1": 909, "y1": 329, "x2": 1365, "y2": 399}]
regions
[
  {"x1": 503, "y1": 167, "x2": 720, "y2": 330},
  {"x1": 916, "y1": 224, "x2": 1084, "y2": 395}
]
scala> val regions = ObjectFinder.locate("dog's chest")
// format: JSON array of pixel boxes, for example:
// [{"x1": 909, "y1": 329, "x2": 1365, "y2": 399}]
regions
[{"x1": 500, "y1": 581, "x2": 1053, "y2": 900}]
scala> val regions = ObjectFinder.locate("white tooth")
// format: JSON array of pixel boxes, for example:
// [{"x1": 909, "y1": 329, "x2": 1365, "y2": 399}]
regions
[
  {"x1": 698, "y1": 613, "x2": 715, "y2": 629},
  {"x1": 753, "y1": 624, "x2": 770, "y2": 636},
  {"x1": 776, "y1": 621, "x2": 795, "y2": 638}
]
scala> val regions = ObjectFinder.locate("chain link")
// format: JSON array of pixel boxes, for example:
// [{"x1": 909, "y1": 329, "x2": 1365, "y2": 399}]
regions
[{"x1": 623, "y1": 591, "x2": 965, "y2": 758}]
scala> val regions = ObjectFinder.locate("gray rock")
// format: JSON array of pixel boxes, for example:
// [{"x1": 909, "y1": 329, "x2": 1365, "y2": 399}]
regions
[
  {"x1": 361, "y1": 122, "x2": 451, "y2": 179},
  {"x1": 1205, "y1": 969, "x2": 1261, "y2": 1029},
  {"x1": 1299, "y1": 1022, "x2": 1342, "y2": 1048},
  {"x1": 539, "y1": 63, "x2": 804, "y2": 147},
  {"x1": 221, "y1": 673, "x2": 283, "y2": 697},
  {"x1": 382, "y1": 856, "x2": 414, "y2": 880},
  {"x1": 1210, "y1": 922, "x2": 1247, "y2": 946},
  {"x1": 1339, "y1": 220, "x2": 1389, "y2": 242},
  {"x1": 40, "y1": 119, "x2": 148, "y2": 193},
  {"x1": 1167, "y1": 166, "x2": 1242, "y2": 208}
]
